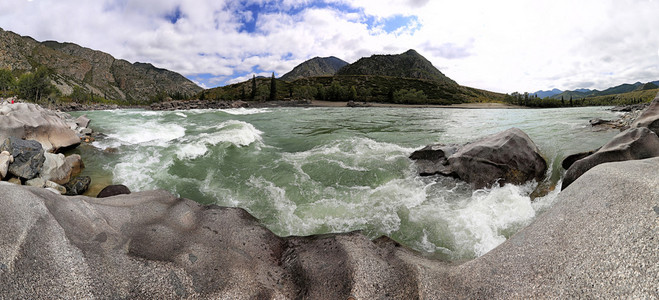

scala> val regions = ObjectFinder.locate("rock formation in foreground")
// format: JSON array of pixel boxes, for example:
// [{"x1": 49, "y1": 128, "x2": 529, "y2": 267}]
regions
[
  {"x1": 1, "y1": 157, "x2": 656, "y2": 298},
  {"x1": 410, "y1": 127, "x2": 547, "y2": 188},
  {"x1": 563, "y1": 92, "x2": 659, "y2": 189}
]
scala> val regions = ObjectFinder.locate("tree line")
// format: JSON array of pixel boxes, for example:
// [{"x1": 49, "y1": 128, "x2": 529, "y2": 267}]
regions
[{"x1": 503, "y1": 91, "x2": 655, "y2": 108}]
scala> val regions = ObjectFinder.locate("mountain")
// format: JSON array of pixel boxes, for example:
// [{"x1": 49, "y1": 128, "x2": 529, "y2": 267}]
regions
[
  {"x1": 0, "y1": 27, "x2": 201, "y2": 103},
  {"x1": 549, "y1": 81, "x2": 658, "y2": 100},
  {"x1": 202, "y1": 49, "x2": 505, "y2": 105},
  {"x1": 336, "y1": 49, "x2": 457, "y2": 86},
  {"x1": 280, "y1": 56, "x2": 348, "y2": 81},
  {"x1": 532, "y1": 88, "x2": 562, "y2": 98}
]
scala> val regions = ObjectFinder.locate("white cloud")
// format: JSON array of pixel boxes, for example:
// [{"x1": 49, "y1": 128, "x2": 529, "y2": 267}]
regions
[{"x1": 0, "y1": 0, "x2": 658, "y2": 93}]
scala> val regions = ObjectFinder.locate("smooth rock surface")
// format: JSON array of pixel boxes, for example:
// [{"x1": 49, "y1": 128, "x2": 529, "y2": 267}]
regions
[
  {"x1": 562, "y1": 127, "x2": 659, "y2": 189},
  {"x1": 1, "y1": 158, "x2": 656, "y2": 298},
  {"x1": 631, "y1": 93, "x2": 659, "y2": 135},
  {"x1": 0, "y1": 137, "x2": 46, "y2": 180},
  {"x1": 0, "y1": 103, "x2": 80, "y2": 152}
]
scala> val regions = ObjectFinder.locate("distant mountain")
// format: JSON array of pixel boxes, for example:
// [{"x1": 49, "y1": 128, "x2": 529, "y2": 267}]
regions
[
  {"x1": 0, "y1": 27, "x2": 201, "y2": 103},
  {"x1": 550, "y1": 81, "x2": 659, "y2": 100},
  {"x1": 280, "y1": 56, "x2": 348, "y2": 81},
  {"x1": 532, "y1": 88, "x2": 562, "y2": 98},
  {"x1": 336, "y1": 49, "x2": 457, "y2": 85}
]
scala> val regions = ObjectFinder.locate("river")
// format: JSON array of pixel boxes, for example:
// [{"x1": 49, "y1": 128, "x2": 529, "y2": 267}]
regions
[{"x1": 69, "y1": 106, "x2": 620, "y2": 261}]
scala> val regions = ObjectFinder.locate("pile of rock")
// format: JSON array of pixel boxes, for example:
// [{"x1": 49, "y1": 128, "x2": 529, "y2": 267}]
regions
[
  {"x1": 150, "y1": 99, "x2": 250, "y2": 111},
  {"x1": 0, "y1": 102, "x2": 92, "y2": 195},
  {"x1": 591, "y1": 102, "x2": 651, "y2": 131},
  {"x1": 410, "y1": 127, "x2": 547, "y2": 189}
]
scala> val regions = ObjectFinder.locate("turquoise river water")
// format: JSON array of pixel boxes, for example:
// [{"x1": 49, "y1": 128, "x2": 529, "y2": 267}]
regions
[{"x1": 70, "y1": 106, "x2": 620, "y2": 261}]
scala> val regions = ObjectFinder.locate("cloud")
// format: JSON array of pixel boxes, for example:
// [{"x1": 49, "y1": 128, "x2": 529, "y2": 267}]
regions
[{"x1": 0, "y1": 0, "x2": 658, "y2": 93}]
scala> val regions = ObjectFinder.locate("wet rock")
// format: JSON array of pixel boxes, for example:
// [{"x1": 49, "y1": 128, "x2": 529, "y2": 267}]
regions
[
  {"x1": 412, "y1": 128, "x2": 547, "y2": 189},
  {"x1": 0, "y1": 103, "x2": 80, "y2": 152},
  {"x1": 562, "y1": 127, "x2": 659, "y2": 190},
  {"x1": 97, "y1": 184, "x2": 131, "y2": 198},
  {"x1": 64, "y1": 176, "x2": 91, "y2": 196},
  {"x1": 589, "y1": 118, "x2": 611, "y2": 126},
  {"x1": 0, "y1": 137, "x2": 46, "y2": 180},
  {"x1": 631, "y1": 93, "x2": 659, "y2": 135},
  {"x1": 409, "y1": 144, "x2": 459, "y2": 176}
]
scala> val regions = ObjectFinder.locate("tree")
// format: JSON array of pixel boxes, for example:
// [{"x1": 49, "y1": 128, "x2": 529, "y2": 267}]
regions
[
  {"x1": 269, "y1": 72, "x2": 276, "y2": 101},
  {"x1": 16, "y1": 66, "x2": 53, "y2": 102},
  {"x1": 0, "y1": 69, "x2": 14, "y2": 92},
  {"x1": 569, "y1": 96, "x2": 573, "y2": 107},
  {"x1": 241, "y1": 85, "x2": 246, "y2": 100},
  {"x1": 251, "y1": 74, "x2": 256, "y2": 100}
]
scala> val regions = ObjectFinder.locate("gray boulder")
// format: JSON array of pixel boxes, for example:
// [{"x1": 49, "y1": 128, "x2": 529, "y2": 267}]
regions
[
  {"x1": 411, "y1": 128, "x2": 547, "y2": 188},
  {"x1": 562, "y1": 127, "x2": 659, "y2": 190},
  {"x1": 0, "y1": 103, "x2": 80, "y2": 152},
  {"x1": 39, "y1": 153, "x2": 83, "y2": 185},
  {"x1": 75, "y1": 115, "x2": 91, "y2": 128},
  {"x1": 0, "y1": 158, "x2": 657, "y2": 298},
  {"x1": 0, "y1": 137, "x2": 46, "y2": 180},
  {"x1": 631, "y1": 93, "x2": 659, "y2": 135}
]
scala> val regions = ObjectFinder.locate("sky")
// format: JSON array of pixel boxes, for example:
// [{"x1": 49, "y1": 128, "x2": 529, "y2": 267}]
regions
[{"x1": 1, "y1": 0, "x2": 658, "y2": 93}]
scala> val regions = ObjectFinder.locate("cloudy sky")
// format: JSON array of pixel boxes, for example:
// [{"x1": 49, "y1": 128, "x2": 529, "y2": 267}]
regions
[{"x1": 1, "y1": 0, "x2": 658, "y2": 93}]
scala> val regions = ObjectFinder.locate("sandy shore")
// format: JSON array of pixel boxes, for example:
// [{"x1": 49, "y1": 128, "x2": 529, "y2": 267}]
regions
[{"x1": 308, "y1": 100, "x2": 523, "y2": 109}]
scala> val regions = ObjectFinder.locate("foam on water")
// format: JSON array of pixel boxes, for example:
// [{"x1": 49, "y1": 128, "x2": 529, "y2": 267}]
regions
[
  {"x1": 220, "y1": 108, "x2": 270, "y2": 115},
  {"x1": 92, "y1": 120, "x2": 186, "y2": 149},
  {"x1": 176, "y1": 120, "x2": 263, "y2": 160}
]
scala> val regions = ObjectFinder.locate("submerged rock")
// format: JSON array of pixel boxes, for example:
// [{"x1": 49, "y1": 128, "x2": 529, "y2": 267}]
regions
[
  {"x1": 0, "y1": 137, "x2": 46, "y2": 180},
  {"x1": 562, "y1": 127, "x2": 659, "y2": 189},
  {"x1": 410, "y1": 128, "x2": 547, "y2": 189},
  {"x1": 0, "y1": 157, "x2": 657, "y2": 298}
]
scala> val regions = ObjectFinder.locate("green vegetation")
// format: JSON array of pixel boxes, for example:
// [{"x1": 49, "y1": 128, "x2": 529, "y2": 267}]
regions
[{"x1": 504, "y1": 88, "x2": 657, "y2": 108}]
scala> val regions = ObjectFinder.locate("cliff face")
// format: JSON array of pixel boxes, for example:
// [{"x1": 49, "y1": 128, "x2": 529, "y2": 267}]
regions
[{"x1": 0, "y1": 28, "x2": 201, "y2": 103}]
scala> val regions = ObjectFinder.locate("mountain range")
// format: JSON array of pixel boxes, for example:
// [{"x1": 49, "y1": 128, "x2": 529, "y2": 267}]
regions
[
  {"x1": 0, "y1": 27, "x2": 202, "y2": 103},
  {"x1": 203, "y1": 49, "x2": 502, "y2": 104},
  {"x1": 532, "y1": 81, "x2": 659, "y2": 100}
]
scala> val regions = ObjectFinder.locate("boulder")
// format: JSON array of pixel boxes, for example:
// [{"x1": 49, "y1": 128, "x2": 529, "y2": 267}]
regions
[
  {"x1": 0, "y1": 137, "x2": 46, "y2": 180},
  {"x1": 409, "y1": 144, "x2": 459, "y2": 176},
  {"x1": 97, "y1": 184, "x2": 131, "y2": 198},
  {"x1": 562, "y1": 127, "x2": 659, "y2": 190},
  {"x1": 0, "y1": 151, "x2": 11, "y2": 179},
  {"x1": 0, "y1": 103, "x2": 80, "y2": 152},
  {"x1": 25, "y1": 177, "x2": 46, "y2": 188},
  {"x1": 45, "y1": 180, "x2": 66, "y2": 195},
  {"x1": 631, "y1": 93, "x2": 659, "y2": 135},
  {"x1": 39, "y1": 153, "x2": 83, "y2": 185},
  {"x1": 411, "y1": 128, "x2": 547, "y2": 189},
  {"x1": 0, "y1": 158, "x2": 656, "y2": 298},
  {"x1": 75, "y1": 115, "x2": 91, "y2": 128},
  {"x1": 64, "y1": 176, "x2": 91, "y2": 196}
]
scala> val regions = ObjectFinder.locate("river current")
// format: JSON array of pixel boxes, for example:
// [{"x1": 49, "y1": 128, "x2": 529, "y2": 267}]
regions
[{"x1": 70, "y1": 106, "x2": 620, "y2": 261}]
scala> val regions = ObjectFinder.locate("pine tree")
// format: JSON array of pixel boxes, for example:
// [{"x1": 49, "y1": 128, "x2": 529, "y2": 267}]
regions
[
  {"x1": 251, "y1": 74, "x2": 256, "y2": 100},
  {"x1": 269, "y1": 72, "x2": 276, "y2": 101}
]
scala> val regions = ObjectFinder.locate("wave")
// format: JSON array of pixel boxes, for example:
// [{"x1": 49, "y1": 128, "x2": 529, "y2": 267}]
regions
[
  {"x1": 220, "y1": 108, "x2": 270, "y2": 115},
  {"x1": 176, "y1": 120, "x2": 263, "y2": 160}
]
